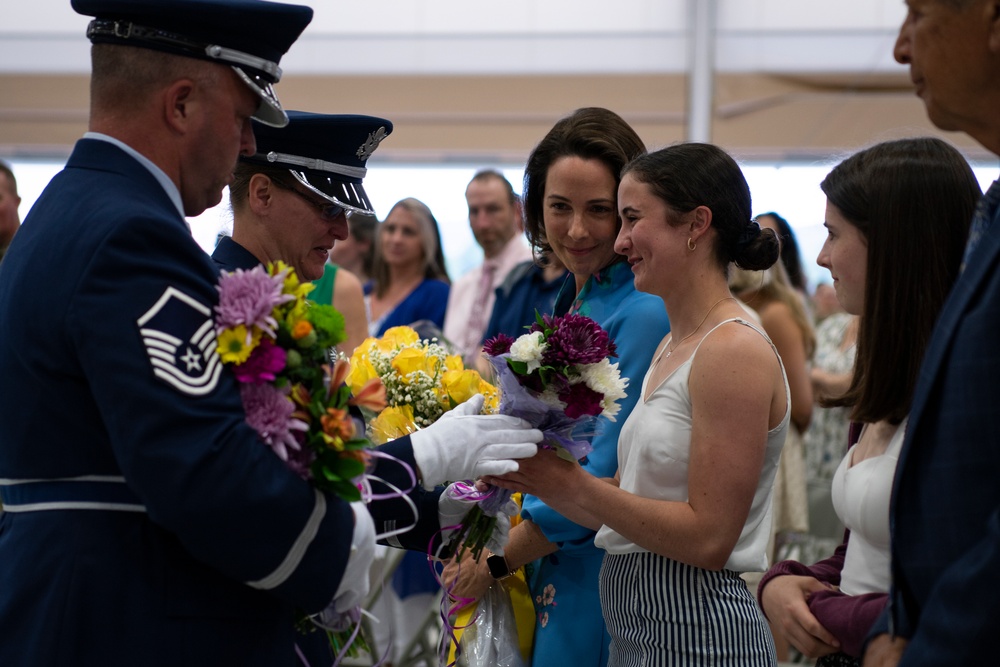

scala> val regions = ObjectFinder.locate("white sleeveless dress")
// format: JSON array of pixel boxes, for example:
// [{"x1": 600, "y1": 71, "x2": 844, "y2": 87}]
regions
[
  {"x1": 595, "y1": 318, "x2": 790, "y2": 667},
  {"x1": 830, "y1": 417, "x2": 907, "y2": 596}
]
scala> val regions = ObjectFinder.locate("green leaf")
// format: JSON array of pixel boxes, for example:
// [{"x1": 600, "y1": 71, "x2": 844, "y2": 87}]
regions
[
  {"x1": 338, "y1": 458, "x2": 366, "y2": 479},
  {"x1": 508, "y1": 359, "x2": 529, "y2": 375}
]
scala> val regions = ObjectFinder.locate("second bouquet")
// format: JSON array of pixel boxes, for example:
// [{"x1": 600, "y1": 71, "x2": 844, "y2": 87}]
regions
[
  {"x1": 451, "y1": 312, "x2": 629, "y2": 560},
  {"x1": 346, "y1": 326, "x2": 499, "y2": 437}
]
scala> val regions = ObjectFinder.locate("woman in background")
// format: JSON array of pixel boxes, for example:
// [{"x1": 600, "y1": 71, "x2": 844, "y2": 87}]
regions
[
  {"x1": 365, "y1": 197, "x2": 450, "y2": 338},
  {"x1": 731, "y1": 259, "x2": 815, "y2": 611},
  {"x1": 757, "y1": 211, "x2": 809, "y2": 304},
  {"x1": 758, "y1": 137, "x2": 981, "y2": 666}
]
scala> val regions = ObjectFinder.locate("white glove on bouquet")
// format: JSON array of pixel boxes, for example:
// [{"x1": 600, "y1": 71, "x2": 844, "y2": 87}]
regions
[
  {"x1": 410, "y1": 394, "x2": 541, "y2": 490},
  {"x1": 437, "y1": 482, "x2": 520, "y2": 555}
]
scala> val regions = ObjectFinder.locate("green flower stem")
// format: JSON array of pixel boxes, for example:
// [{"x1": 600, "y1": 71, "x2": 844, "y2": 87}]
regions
[{"x1": 446, "y1": 504, "x2": 498, "y2": 563}]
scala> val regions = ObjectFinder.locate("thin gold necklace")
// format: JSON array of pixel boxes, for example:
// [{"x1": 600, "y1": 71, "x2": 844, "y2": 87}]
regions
[{"x1": 661, "y1": 296, "x2": 737, "y2": 361}]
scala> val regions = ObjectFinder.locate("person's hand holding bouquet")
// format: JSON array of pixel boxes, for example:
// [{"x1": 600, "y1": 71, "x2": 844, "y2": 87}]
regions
[{"x1": 446, "y1": 312, "x2": 629, "y2": 561}]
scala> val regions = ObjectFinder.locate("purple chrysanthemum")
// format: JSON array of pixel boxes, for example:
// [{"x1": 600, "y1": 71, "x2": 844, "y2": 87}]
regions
[
  {"x1": 541, "y1": 313, "x2": 617, "y2": 366},
  {"x1": 483, "y1": 333, "x2": 516, "y2": 356},
  {"x1": 529, "y1": 313, "x2": 558, "y2": 335},
  {"x1": 233, "y1": 337, "x2": 287, "y2": 384},
  {"x1": 240, "y1": 383, "x2": 308, "y2": 463},
  {"x1": 559, "y1": 381, "x2": 605, "y2": 419},
  {"x1": 215, "y1": 266, "x2": 293, "y2": 337}
]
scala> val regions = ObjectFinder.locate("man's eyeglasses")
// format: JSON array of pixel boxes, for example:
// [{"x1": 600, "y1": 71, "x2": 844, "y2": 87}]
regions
[{"x1": 271, "y1": 177, "x2": 346, "y2": 221}]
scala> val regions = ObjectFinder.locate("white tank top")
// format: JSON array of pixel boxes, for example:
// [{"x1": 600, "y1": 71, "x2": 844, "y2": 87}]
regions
[
  {"x1": 831, "y1": 416, "x2": 907, "y2": 595},
  {"x1": 595, "y1": 318, "x2": 791, "y2": 573}
]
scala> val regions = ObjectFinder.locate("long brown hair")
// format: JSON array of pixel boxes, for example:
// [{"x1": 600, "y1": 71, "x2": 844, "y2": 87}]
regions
[
  {"x1": 821, "y1": 137, "x2": 981, "y2": 424},
  {"x1": 370, "y1": 198, "x2": 450, "y2": 298}
]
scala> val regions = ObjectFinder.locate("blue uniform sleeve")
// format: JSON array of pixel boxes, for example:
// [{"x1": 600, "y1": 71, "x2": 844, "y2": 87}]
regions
[
  {"x1": 368, "y1": 436, "x2": 446, "y2": 553},
  {"x1": 522, "y1": 292, "x2": 670, "y2": 549},
  {"x1": 72, "y1": 213, "x2": 354, "y2": 613}
]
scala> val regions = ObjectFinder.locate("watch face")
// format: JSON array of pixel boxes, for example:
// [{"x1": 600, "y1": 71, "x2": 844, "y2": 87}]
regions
[{"x1": 486, "y1": 553, "x2": 510, "y2": 579}]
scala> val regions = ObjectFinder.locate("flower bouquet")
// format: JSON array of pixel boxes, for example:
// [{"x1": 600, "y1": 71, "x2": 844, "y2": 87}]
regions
[
  {"x1": 346, "y1": 326, "x2": 499, "y2": 446},
  {"x1": 449, "y1": 312, "x2": 629, "y2": 560},
  {"x1": 214, "y1": 261, "x2": 387, "y2": 659},
  {"x1": 215, "y1": 261, "x2": 387, "y2": 499}
]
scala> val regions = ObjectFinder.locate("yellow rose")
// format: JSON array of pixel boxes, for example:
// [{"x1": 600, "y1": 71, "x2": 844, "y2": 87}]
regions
[
  {"x1": 442, "y1": 369, "x2": 483, "y2": 405},
  {"x1": 392, "y1": 346, "x2": 439, "y2": 380},
  {"x1": 370, "y1": 405, "x2": 417, "y2": 445},
  {"x1": 345, "y1": 352, "x2": 378, "y2": 394},
  {"x1": 377, "y1": 326, "x2": 420, "y2": 353},
  {"x1": 350, "y1": 338, "x2": 378, "y2": 364},
  {"x1": 444, "y1": 354, "x2": 465, "y2": 372}
]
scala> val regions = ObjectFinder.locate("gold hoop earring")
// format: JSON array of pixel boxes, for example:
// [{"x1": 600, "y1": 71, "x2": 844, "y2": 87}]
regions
[{"x1": 687, "y1": 237, "x2": 697, "y2": 251}]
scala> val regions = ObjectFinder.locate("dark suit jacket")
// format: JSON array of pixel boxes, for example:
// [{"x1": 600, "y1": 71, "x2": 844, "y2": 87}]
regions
[
  {"x1": 0, "y1": 139, "x2": 356, "y2": 666},
  {"x1": 871, "y1": 193, "x2": 1000, "y2": 663}
]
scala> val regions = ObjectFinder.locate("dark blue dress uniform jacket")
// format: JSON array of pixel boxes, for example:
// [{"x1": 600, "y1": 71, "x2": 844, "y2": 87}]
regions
[
  {"x1": 0, "y1": 139, "x2": 436, "y2": 666},
  {"x1": 868, "y1": 195, "x2": 1000, "y2": 663}
]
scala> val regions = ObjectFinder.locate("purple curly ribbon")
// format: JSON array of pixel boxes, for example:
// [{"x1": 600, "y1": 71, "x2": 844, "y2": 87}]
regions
[
  {"x1": 432, "y1": 538, "x2": 482, "y2": 667},
  {"x1": 360, "y1": 448, "x2": 417, "y2": 501},
  {"x1": 430, "y1": 482, "x2": 501, "y2": 665}
]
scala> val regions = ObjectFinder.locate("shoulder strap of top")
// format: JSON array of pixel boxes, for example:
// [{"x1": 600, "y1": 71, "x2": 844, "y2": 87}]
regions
[
  {"x1": 688, "y1": 317, "x2": 790, "y2": 432},
  {"x1": 691, "y1": 317, "x2": 773, "y2": 356}
]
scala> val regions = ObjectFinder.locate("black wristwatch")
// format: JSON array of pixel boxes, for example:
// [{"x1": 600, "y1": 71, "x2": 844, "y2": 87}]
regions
[{"x1": 486, "y1": 551, "x2": 514, "y2": 580}]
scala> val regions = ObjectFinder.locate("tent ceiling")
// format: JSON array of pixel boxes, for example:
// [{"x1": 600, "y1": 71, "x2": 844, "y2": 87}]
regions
[{"x1": 0, "y1": 71, "x2": 986, "y2": 163}]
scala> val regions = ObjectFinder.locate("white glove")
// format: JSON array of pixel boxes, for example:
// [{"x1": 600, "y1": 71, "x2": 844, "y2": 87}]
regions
[
  {"x1": 411, "y1": 394, "x2": 542, "y2": 490},
  {"x1": 325, "y1": 501, "x2": 374, "y2": 615},
  {"x1": 484, "y1": 498, "x2": 519, "y2": 556}
]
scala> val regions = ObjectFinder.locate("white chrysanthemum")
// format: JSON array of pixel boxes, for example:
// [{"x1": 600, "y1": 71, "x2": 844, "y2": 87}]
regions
[
  {"x1": 578, "y1": 359, "x2": 629, "y2": 421},
  {"x1": 510, "y1": 331, "x2": 547, "y2": 372}
]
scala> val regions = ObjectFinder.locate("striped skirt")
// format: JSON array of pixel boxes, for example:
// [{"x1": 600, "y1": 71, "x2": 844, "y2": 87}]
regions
[{"x1": 600, "y1": 552, "x2": 776, "y2": 667}]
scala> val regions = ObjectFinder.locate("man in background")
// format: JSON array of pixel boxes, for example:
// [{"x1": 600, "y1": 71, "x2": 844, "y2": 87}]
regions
[
  {"x1": 443, "y1": 169, "x2": 532, "y2": 361},
  {"x1": 864, "y1": 1, "x2": 1000, "y2": 664}
]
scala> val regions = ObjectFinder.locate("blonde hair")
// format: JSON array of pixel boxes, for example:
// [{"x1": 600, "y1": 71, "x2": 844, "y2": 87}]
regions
[
  {"x1": 371, "y1": 198, "x2": 450, "y2": 298},
  {"x1": 731, "y1": 262, "x2": 816, "y2": 359}
]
